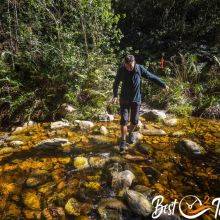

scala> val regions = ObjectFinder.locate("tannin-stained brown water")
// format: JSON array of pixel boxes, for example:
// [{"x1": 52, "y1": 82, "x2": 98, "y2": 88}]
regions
[{"x1": 0, "y1": 115, "x2": 219, "y2": 219}]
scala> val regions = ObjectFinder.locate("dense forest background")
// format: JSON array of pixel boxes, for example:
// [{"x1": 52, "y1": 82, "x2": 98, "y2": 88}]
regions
[{"x1": 0, "y1": 0, "x2": 219, "y2": 128}]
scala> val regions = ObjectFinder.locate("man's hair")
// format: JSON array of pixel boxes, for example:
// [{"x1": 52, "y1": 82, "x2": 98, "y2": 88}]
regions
[{"x1": 124, "y1": 54, "x2": 135, "y2": 64}]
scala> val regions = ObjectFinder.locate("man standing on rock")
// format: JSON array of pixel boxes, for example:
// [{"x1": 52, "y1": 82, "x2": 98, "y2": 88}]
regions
[{"x1": 112, "y1": 55, "x2": 169, "y2": 152}]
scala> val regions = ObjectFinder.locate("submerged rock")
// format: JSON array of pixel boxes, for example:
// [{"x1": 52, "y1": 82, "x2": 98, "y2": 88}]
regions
[
  {"x1": 74, "y1": 156, "x2": 89, "y2": 170},
  {"x1": 130, "y1": 132, "x2": 143, "y2": 144},
  {"x1": 38, "y1": 182, "x2": 56, "y2": 195},
  {"x1": 51, "y1": 121, "x2": 70, "y2": 129},
  {"x1": 172, "y1": 131, "x2": 185, "y2": 137},
  {"x1": 89, "y1": 156, "x2": 109, "y2": 168},
  {"x1": 137, "y1": 144, "x2": 154, "y2": 155},
  {"x1": 0, "y1": 147, "x2": 15, "y2": 155},
  {"x1": 98, "y1": 198, "x2": 127, "y2": 219},
  {"x1": 26, "y1": 177, "x2": 41, "y2": 187},
  {"x1": 23, "y1": 191, "x2": 41, "y2": 210},
  {"x1": 107, "y1": 162, "x2": 123, "y2": 174},
  {"x1": 142, "y1": 166, "x2": 161, "y2": 184},
  {"x1": 100, "y1": 126, "x2": 108, "y2": 135},
  {"x1": 65, "y1": 198, "x2": 81, "y2": 216},
  {"x1": 213, "y1": 132, "x2": 220, "y2": 138},
  {"x1": 142, "y1": 110, "x2": 166, "y2": 121},
  {"x1": 34, "y1": 138, "x2": 69, "y2": 150},
  {"x1": 176, "y1": 139, "x2": 206, "y2": 156},
  {"x1": 124, "y1": 154, "x2": 146, "y2": 161},
  {"x1": 89, "y1": 135, "x2": 115, "y2": 145},
  {"x1": 125, "y1": 164, "x2": 150, "y2": 186},
  {"x1": 7, "y1": 203, "x2": 21, "y2": 217},
  {"x1": 142, "y1": 128, "x2": 166, "y2": 136},
  {"x1": 23, "y1": 210, "x2": 41, "y2": 219},
  {"x1": 79, "y1": 203, "x2": 93, "y2": 216},
  {"x1": 43, "y1": 206, "x2": 65, "y2": 219},
  {"x1": 112, "y1": 170, "x2": 135, "y2": 189},
  {"x1": 83, "y1": 181, "x2": 101, "y2": 191},
  {"x1": 124, "y1": 189, "x2": 153, "y2": 216}
]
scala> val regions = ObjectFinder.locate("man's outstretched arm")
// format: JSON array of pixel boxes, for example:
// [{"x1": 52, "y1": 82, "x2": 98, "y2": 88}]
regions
[{"x1": 140, "y1": 65, "x2": 166, "y2": 88}]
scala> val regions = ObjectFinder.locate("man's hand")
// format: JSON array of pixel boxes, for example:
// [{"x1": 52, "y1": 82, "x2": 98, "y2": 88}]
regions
[
  {"x1": 163, "y1": 85, "x2": 169, "y2": 92},
  {"x1": 110, "y1": 97, "x2": 118, "y2": 104}
]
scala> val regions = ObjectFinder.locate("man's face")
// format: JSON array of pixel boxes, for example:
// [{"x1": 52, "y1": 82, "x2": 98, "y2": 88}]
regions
[{"x1": 124, "y1": 61, "x2": 135, "y2": 72}]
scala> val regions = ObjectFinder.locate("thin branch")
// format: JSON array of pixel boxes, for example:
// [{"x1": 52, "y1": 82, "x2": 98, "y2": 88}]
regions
[{"x1": 7, "y1": 0, "x2": 15, "y2": 69}]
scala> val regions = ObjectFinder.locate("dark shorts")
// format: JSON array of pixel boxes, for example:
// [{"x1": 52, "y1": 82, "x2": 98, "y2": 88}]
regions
[{"x1": 119, "y1": 99, "x2": 141, "y2": 126}]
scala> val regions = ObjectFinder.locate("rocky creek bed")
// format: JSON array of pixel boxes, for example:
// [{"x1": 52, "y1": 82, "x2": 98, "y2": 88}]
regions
[{"x1": 0, "y1": 112, "x2": 219, "y2": 219}]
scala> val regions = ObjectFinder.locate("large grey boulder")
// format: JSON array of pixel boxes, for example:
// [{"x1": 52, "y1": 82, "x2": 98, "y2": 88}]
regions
[
  {"x1": 74, "y1": 120, "x2": 94, "y2": 130},
  {"x1": 112, "y1": 170, "x2": 135, "y2": 189},
  {"x1": 176, "y1": 139, "x2": 206, "y2": 156},
  {"x1": 50, "y1": 121, "x2": 70, "y2": 129},
  {"x1": 34, "y1": 138, "x2": 69, "y2": 150},
  {"x1": 124, "y1": 189, "x2": 153, "y2": 217}
]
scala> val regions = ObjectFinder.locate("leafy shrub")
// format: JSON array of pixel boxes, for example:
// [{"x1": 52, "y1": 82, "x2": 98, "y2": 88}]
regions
[{"x1": 0, "y1": 0, "x2": 121, "y2": 127}]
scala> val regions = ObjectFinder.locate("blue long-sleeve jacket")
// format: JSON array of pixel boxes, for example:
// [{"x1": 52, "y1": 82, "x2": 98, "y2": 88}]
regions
[{"x1": 113, "y1": 63, "x2": 166, "y2": 103}]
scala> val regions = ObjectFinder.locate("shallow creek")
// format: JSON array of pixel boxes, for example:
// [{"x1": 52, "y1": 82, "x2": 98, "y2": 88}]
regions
[{"x1": 0, "y1": 115, "x2": 219, "y2": 219}]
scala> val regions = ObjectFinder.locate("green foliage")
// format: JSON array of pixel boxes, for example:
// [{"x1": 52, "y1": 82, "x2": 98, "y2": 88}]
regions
[
  {"x1": 112, "y1": 0, "x2": 220, "y2": 57},
  {"x1": 165, "y1": 79, "x2": 195, "y2": 117},
  {"x1": 0, "y1": 0, "x2": 219, "y2": 126},
  {"x1": 142, "y1": 53, "x2": 220, "y2": 118},
  {"x1": 143, "y1": 76, "x2": 195, "y2": 116},
  {"x1": 0, "y1": 0, "x2": 121, "y2": 126}
]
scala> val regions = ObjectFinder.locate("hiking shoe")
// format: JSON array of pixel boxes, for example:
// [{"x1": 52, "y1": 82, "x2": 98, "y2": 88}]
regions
[
  {"x1": 119, "y1": 140, "x2": 127, "y2": 153},
  {"x1": 128, "y1": 132, "x2": 136, "y2": 144}
]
